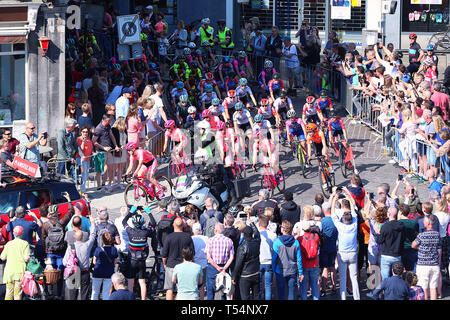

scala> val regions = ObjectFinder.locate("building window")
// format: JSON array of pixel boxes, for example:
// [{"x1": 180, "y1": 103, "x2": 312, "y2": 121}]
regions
[
  {"x1": 402, "y1": 0, "x2": 449, "y2": 33},
  {"x1": 0, "y1": 43, "x2": 26, "y2": 126}
]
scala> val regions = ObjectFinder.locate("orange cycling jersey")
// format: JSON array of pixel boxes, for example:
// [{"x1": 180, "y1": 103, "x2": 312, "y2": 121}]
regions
[{"x1": 307, "y1": 130, "x2": 325, "y2": 144}]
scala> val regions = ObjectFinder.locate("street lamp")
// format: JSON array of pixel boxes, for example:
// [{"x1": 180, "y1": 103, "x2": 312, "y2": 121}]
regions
[{"x1": 38, "y1": 36, "x2": 51, "y2": 56}]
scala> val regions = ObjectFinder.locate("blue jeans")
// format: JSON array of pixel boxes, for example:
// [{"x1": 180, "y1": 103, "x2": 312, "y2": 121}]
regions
[
  {"x1": 380, "y1": 255, "x2": 402, "y2": 281},
  {"x1": 206, "y1": 264, "x2": 225, "y2": 300},
  {"x1": 47, "y1": 253, "x2": 64, "y2": 270},
  {"x1": 57, "y1": 160, "x2": 75, "y2": 180},
  {"x1": 91, "y1": 278, "x2": 112, "y2": 300},
  {"x1": 259, "y1": 264, "x2": 273, "y2": 300},
  {"x1": 78, "y1": 159, "x2": 90, "y2": 192},
  {"x1": 275, "y1": 273, "x2": 297, "y2": 300},
  {"x1": 299, "y1": 267, "x2": 319, "y2": 300}
]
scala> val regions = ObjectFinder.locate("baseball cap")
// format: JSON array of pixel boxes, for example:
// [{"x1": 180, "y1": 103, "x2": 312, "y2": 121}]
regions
[
  {"x1": 123, "y1": 87, "x2": 132, "y2": 94},
  {"x1": 282, "y1": 36, "x2": 291, "y2": 41}
]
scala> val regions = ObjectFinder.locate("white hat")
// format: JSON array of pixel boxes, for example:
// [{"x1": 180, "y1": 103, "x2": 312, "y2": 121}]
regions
[{"x1": 146, "y1": 5, "x2": 153, "y2": 10}]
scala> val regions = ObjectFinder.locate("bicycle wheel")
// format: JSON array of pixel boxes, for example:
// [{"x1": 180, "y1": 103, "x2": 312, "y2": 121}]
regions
[
  {"x1": 438, "y1": 35, "x2": 450, "y2": 50},
  {"x1": 154, "y1": 175, "x2": 173, "y2": 202},
  {"x1": 339, "y1": 148, "x2": 346, "y2": 177},
  {"x1": 275, "y1": 166, "x2": 286, "y2": 194},
  {"x1": 260, "y1": 172, "x2": 275, "y2": 198},
  {"x1": 319, "y1": 168, "x2": 331, "y2": 199},
  {"x1": 344, "y1": 160, "x2": 354, "y2": 178},
  {"x1": 124, "y1": 183, "x2": 149, "y2": 206}
]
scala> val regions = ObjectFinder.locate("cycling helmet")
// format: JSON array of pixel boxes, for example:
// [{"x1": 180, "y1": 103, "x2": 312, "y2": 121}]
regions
[
  {"x1": 239, "y1": 78, "x2": 248, "y2": 86},
  {"x1": 195, "y1": 148, "x2": 209, "y2": 162},
  {"x1": 204, "y1": 84, "x2": 213, "y2": 92},
  {"x1": 228, "y1": 206, "x2": 240, "y2": 217},
  {"x1": 206, "y1": 72, "x2": 213, "y2": 80},
  {"x1": 273, "y1": 73, "x2": 280, "y2": 80},
  {"x1": 188, "y1": 42, "x2": 196, "y2": 49},
  {"x1": 176, "y1": 81, "x2": 184, "y2": 89},
  {"x1": 149, "y1": 63, "x2": 156, "y2": 69},
  {"x1": 222, "y1": 56, "x2": 230, "y2": 63},
  {"x1": 226, "y1": 120, "x2": 233, "y2": 128},
  {"x1": 287, "y1": 110, "x2": 296, "y2": 118},
  {"x1": 320, "y1": 90, "x2": 328, "y2": 98},
  {"x1": 197, "y1": 120, "x2": 211, "y2": 130},
  {"x1": 260, "y1": 98, "x2": 269, "y2": 106},
  {"x1": 254, "y1": 114, "x2": 264, "y2": 123},
  {"x1": 201, "y1": 18, "x2": 210, "y2": 25},
  {"x1": 409, "y1": 33, "x2": 417, "y2": 39},
  {"x1": 216, "y1": 121, "x2": 225, "y2": 130},
  {"x1": 264, "y1": 60, "x2": 273, "y2": 69},
  {"x1": 306, "y1": 96, "x2": 315, "y2": 104},
  {"x1": 140, "y1": 33, "x2": 148, "y2": 41},
  {"x1": 188, "y1": 106, "x2": 197, "y2": 114},
  {"x1": 179, "y1": 94, "x2": 189, "y2": 103},
  {"x1": 238, "y1": 51, "x2": 247, "y2": 58},
  {"x1": 183, "y1": 48, "x2": 191, "y2": 55},
  {"x1": 202, "y1": 109, "x2": 212, "y2": 118},
  {"x1": 125, "y1": 142, "x2": 139, "y2": 150},
  {"x1": 202, "y1": 40, "x2": 210, "y2": 46},
  {"x1": 426, "y1": 44, "x2": 435, "y2": 51},
  {"x1": 164, "y1": 120, "x2": 176, "y2": 129},
  {"x1": 228, "y1": 90, "x2": 236, "y2": 97},
  {"x1": 329, "y1": 110, "x2": 337, "y2": 118},
  {"x1": 211, "y1": 98, "x2": 220, "y2": 105},
  {"x1": 306, "y1": 123, "x2": 317, "y2": 132},
  {"x1": 279, "y1": 90, "x2": 287, "y2": 98},
  {"x1": 234, "y1": 102, "x2": 244, "y2": 111},
  {"x1": 132, "y1": 214, "x2": 144, "y2": 228}
]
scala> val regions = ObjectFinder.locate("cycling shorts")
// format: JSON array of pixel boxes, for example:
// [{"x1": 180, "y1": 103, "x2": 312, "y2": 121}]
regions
[
  {"x1": 313, "y1": 141, "x2": 324, "y2": 156},
  {"x1": 141, "y1": 158, "x2": 157, "y2": 177},
  {"x1": 238, "y1": 122, "x2": 251, "y2": 132},
  {"x1": 331, "y1": 129, "x2": 344, "y2": 138}
]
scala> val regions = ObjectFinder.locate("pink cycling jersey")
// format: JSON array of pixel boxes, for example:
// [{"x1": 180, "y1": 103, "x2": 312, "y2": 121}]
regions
[
  {"x1": 130, "y1": 149, "x2": 155, "y2": 164},
  {"x1": 165, "y1": 128, "x2": 186, "y2": 144}
]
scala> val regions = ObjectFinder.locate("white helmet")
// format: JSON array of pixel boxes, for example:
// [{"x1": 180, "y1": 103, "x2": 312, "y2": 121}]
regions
[
  {"x1": 201, "y1": 18, "x2": 210, "y2": 25},
  {"x1": 197, "y1": 120, "x2": 211, "y2": 130},
  {"x1": 188, "y1": 42, "x2": 196, "y2": 49},
  {"x1": 188, "y1": 106, "x2": 197, "y2": 114},
  {"x1": 194, "y1": 148, "x2": 209, "y2": 162},
  {"x1": 183, "y1": 48, "x2": 191, "y2": 55}
]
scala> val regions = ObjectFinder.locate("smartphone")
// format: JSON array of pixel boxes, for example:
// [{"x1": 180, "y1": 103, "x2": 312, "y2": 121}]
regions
[
  {"x1": 410, "y1": 188, "x2": 415, "y2": 196},
  {"x1": 398, "y1": 174, "x2": 403, "y2": 181},
  {"x1": 369, "y1": 192, "x2": 375, "y2": 200},
  {"x1": 43, "y1": 132, "x2": 48, "y2": 139}
]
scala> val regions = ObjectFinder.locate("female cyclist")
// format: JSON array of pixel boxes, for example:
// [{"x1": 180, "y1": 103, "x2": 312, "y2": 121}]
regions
[
  {"x1": 163, "y1": 120, "x2": 190, "y2": 165},
  {"x1": 233, "y1": 102, "x2": 254, "y2": 159},
  {"x1": 251, "y1": 130, "x2": 282, "y2": 181},
  {"x1": 236, "y1": 77, "x2": 257, "y2": 108}
]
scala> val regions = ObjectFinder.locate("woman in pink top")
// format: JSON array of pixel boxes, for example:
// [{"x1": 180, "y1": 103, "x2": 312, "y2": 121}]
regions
[{"x1": 126, "y1": 104, "x2": 143, "y2": 145}]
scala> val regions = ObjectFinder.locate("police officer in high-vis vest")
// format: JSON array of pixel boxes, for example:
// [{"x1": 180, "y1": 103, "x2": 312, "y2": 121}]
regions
[
  {"x1": 215, "y1": 19, "x2": 234, "y2": 56},
  {"x1": 200, "y1": 18, "x2": 214, "y2": 46}
]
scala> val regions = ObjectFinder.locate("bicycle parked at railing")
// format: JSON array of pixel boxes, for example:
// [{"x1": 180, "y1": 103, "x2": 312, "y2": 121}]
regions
[
  {"x1": 123, "y1": 175, "x2": 173, "y2": 207},
  {"x1": 428, "y1": 25, "x2": 450, "y2": 50}
]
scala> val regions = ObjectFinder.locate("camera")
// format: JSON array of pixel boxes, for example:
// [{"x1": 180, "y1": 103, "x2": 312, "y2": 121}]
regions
[
  {"x1": 238, "y1": 212, "x2": 247, "y2": 220},
  {"x1": 43, "y1": 132, "x2": 48, "y2": 139},
  {"x1": 336, "y1": 186, "x2": 343, "y2": 193},
  {"x1": 369, "y1": 192, "x2": 375, "y2": 200}
]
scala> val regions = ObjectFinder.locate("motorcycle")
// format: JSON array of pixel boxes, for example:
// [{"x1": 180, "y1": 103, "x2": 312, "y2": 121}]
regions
[{"x1": 172, "y1": 166, "x2": 229, "y2": 211}]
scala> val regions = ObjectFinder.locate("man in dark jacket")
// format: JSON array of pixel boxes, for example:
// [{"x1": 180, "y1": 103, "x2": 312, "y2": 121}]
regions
[
  {"x1": 369, "y1": 261, "x2": 409, "y2": 300},
  {"x1": 252, "y1": 189, "x2": 280, "y2": 223},
  {"x1": 231, "y1": 222, "x2": 260, "y2": 300},
  {"x1": 280, "y1": 191, "x2": 300, "y2": 227},
  {"x1": 376, "y1": 207, "x2": 406, "y2": 281}
]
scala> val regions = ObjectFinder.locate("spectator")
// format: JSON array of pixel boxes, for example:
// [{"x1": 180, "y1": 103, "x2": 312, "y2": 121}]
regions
[
  {"x1": 172, "y1": 20, "x2": 188, "y2": 58},
  {"x1": 109, "y1": 272, "x2": 136, "y2": 300},
  {"x1": 0, "y1": 139, "x2": 16, "y2": 175},
  {"x1": 252, "y1": 188, "x2": 280, "y2": 223},
  {"x1": 115, "y1": 87, "x2": 132, "y2": 119},
  {"x1": 104, "y1": 103, "x2": 116, "y2": 126},
  {"x1": 222, "y1": 213, "x2": 240, "y2": 263},
  {"x1": 111, "y1": 116, "x2": 128, "y2": 189},
  {"x1": 199, "y1": 197, "x2": 223, "y2": 237},
  {"x1": 431, "y1": 83, "x2": 449, "y2": 122},
  {"x1": 91, "y1": 206, "x2": 121, "y2": 249},
  {"x1": 7, "y1": 206, "x2": 42, "y2": 248},
  {"x1": 297, "y1": 221, "x2": 320, "y2": 300},
  {"x1": 272, "y1": 220, "x2": 303, "y2": 300},
  {"x1": 330, "y1": 189, "x2": 360, "y2": 300},
  {"x1": 18, "y1": 121, "x2": 48, "y2": 171},
  {"x1": 66, "y1": 202, "x2": 91, "y2": 233},
  {"x1": 251, "y1": 27, "x2": 267, "y2": 74},
  {"x1": 1, "y1": 128, "x2": 19, "y2": 155},
  {"x1": 76, "y1": 126, "x2": 93, "y2": 197},
  {"x1": 418, "y1": 202, "x2": 440, "y2": 233},
  {"x1": 88, "y1": 75, "x2": 106, "y2": 126},
  {"x1": 281, "y1": 36, "x2": 301, "y2": 91},
  {"x1": 319, "y1": 201, "x2": 338, "y2": 297},
  {"x1": 280, "y1": 190, "x2": 301, "y2": 227},
  {"x1": 125, "y1": 104, "x2": 143, "y2": 145},
  {"x1": 162, "y1": 217, "x2": 195, "y2": 300},
  {"x1": 392, "y1": 178, "x2": 423, "y2": 218},
  {"x1": 91, "y1": 231, "x2": 118, "y2": 300},
  {"x1": 293, "y1": 205, "x2": 321, "y2": 237},
  {"x1": 257, "y1": 215, "x2": 277, "y2": 300},
  {"x1": 412, "y1": 215, "x2": 441, "y2": 300},
  {"x1": 92, "y1": 114, "x2": 121, "y2": 192},
  {"x1": 232, "y1": 222, "x2": 261, "y2": 300},
  {"x1": 377, "y1": 183, "x2": 397, "y2": 208},
  {"x1": 205, "y1": 223, "x2": 234, "y2": 300},
  {"x1": 397, "y1": 204, "x2": 419, "y2": 272},
  {"x1": 150, "y1": 83, "x2": 168, "y2": 124},
  {"x1": 263, "y1": 207, "x2": 279, "y2": 235},
  {"x1": 404, "y1": 271, "x2": 425, "y2": 300},
  {"x1": 191, "y1": 222, "x2": 208, "y2": 300},
  {"x1": 265, "y1": 26, "x2": 282, "y2": 69},
  {"x1": 0, "y1": 226, "x2": 30, "y2": 300},
  {"x1": 369, "y1": 261, "x2": 409, "y2": 300},
  {"x1": 426, "y1": 169, "x2": 443, "y2": 197},
  {"x1": 65, "y1": 215, "x2": 89, "y2": 247},
  {"x1": 77, "y1": 103, "x2": 94, "y2": 132},
  {"x1": 172, "y1": 246, "x2": 203, "y2": 300},
  {"x1": 56, "y1": 118, "x2": 78, "y2": 178}
]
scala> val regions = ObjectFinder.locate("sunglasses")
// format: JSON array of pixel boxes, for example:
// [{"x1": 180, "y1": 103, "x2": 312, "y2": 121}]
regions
[
  {"x1": 27, "y1": 127, "x2": 35, "y2": 130},
  {"x1": 3, "y1": 133, "x2": 11, "y2": 136}
]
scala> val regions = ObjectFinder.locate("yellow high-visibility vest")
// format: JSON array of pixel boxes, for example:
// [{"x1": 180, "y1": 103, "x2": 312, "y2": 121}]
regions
[
  {"x1": 218, "y1": 27, "x2": 234, "y2": 48},
  {"x1": 200, "y1": 25, "x2": 214, "y2": 45}
]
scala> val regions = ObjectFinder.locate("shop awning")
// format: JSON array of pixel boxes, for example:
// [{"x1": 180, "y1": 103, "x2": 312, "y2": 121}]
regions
[
  {"x1": 0, "y1": 35, "x2": 27, "y2": 44},
  {"x1": 0, "y1": 27, "x2": 28, "y2": 43}
]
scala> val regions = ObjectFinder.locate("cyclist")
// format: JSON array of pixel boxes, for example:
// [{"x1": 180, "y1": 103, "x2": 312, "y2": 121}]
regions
[
  {"x1": 145, "y1": 62, "x2": 163, "y2": 85},
  {"x1": 285, "y1": 110, "x2": 307, "y2": 154},
  {"x1": 268, "y1": 73, "x2": 285, "y2": 102},
  {"x1": 199, "y1": 72, "x2": 221, "y2": 98},
  {"x1": 233, "y1": 102, "x2": 254, "y2": 158},
  {"x1": 257, "y1": 98, "x2": 279, "y2": 126},
  {"x1": 170, "y1": 56, "x2": 190, "y2": 83},
  {"x1": 233, "y1": 51, "x2": 254, "y2": 79},
  {"x1": 419, "y1": 44, "x2": 438, "y2": 74},
  {"x1": 209, "y1": 98, "x2": 226, "y2": 122},
  {"x1": 302, "y1": 95, "x2": 324, "y2": 125},
  {"x1": 219, "y1": 73, "x2": 239, "y2": 99},
  {"x1": 223, "y1": 89, "x2": 240, "y2": 122},
  {"x1": 200, "y1": 40, "x2": 217, "y2": 70},
  {"x1": 200, "y1": 84, "x2": 218, "y2": 111},
  {"x1": 121, "y1": 206, "x2": 158, "y2": 300},
  {"x1": 185, "y1": 60, "x2": 202, "y2": 85},
  {"x1": 124, "y1": 142, "x2": 164, "y2": 196},
  {"x1": 305, "y1": 123, "x2": 334, "y2": 174},
  {"x1": 163, "y1": 120, "x2": 190, "y2": 165},
  {"x1": 258, "y1": 60, "x2": 278, "y2": 92},
  {"x1": 253, "y1": 113, "x2": 275, "y2": 141},
  {"x1": 273, "y1": 90, "x2": 294, "y2": 121},
  {"x1": 251, "y1": 130, "x2": 283, "y2": 181},
  {"x1": 187, "y1": 42, "x2": 207, "y2": 71},
  {"x1": 175, "y1": 94, "x2": 191, "y2": 127},
  {"x1": 184, "y1": 106, "x2": 203, "y2": 130},
  {"x1": 236, "y1": 77, "x2": 257, "y2": 108},
  {"x1": 216, "y1": 56, "x2": 235, "y2": 85},
  {"x1": 171, "y1": 81, "x2": 188, "y2": 108},
  {"x1": 202, "y1": 109, "x2": 221, "y2": 130},
  {"x1": 314, "y1": 90, "x2": 334, "y2": 119},
  {"x1": 218, "y1": 120, "x2": 242, "y2": 167}
]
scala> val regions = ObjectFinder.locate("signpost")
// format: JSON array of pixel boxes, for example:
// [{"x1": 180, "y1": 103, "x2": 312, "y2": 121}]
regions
[{"x1": 12, "y1": 156, "x2": 41, "y2": 178}]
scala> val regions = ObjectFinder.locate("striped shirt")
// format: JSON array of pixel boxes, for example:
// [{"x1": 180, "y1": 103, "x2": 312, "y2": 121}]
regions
[{"x1": 206, "y1": 234, "x2": 234, "y2": 265}]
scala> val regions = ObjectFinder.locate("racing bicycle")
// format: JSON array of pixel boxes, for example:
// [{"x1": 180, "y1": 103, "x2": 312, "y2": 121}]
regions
[
  {"x1": 124, "y1": 175, "x2": 173, "y2": 206},
  {"x1": 255, "y1": 163, "x2": 285, "y2": 197},
  {"x1": 309, "y1": 155, "x2": 335, "y2": 199}
]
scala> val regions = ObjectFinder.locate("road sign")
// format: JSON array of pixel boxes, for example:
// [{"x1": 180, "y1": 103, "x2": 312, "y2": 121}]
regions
[
  {"x1": 117, "y1": 14, "x2": 141, "y2": 44},
  {"x1": 12, "y1": 156, "x2": 41, "y2": 178},
  {"x1": 117, "y1": 44, "x2": 131, "y2": 61}
]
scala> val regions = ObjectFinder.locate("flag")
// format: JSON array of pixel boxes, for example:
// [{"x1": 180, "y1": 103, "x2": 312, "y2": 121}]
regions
[{"x1": 345, "y1": 145, "x2": 354, "y2": 163}]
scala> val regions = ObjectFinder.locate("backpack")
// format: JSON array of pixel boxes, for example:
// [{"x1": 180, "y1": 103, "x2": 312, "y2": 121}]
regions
[
  {"x1": 157, "y1": 214, "x2": 175, "y2": 246},
  {"x1": 64, "y1": 246, "x2": 79, "y2": 279},
  {"x1": 45, "y1": 222, "x2": 66, "y2": 253},
  {"x1": 302, "y1": 233, "x2": 319, "y2": 261},
  {"x1": 204, "y1": 211, "x2": 220, "y2": 238},
  {"x1": 21, "y1": 271, "x2": 38, "y2": 297}
]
